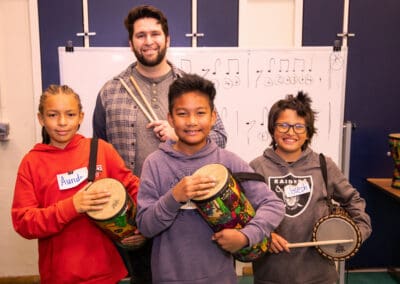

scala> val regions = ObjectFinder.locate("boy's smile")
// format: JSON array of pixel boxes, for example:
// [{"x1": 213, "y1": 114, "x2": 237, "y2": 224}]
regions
[
  {"x1": 168, "y1": 91, "x2": 216, "y2": 155},
  {"x1": 273, "y1": 109, "x2": 308, "y2": 162}
]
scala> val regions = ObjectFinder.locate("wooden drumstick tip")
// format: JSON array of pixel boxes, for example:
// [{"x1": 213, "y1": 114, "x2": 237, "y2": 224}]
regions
[
  {"x1": 119, "y1": 78, "x2": 154, "y2": 123},
  {"x1": 129, "y1": 75, "x2": 159, "y2": 121},
  {"x1": 287, "y1": 239, "x2": 354, "y2": 248}
]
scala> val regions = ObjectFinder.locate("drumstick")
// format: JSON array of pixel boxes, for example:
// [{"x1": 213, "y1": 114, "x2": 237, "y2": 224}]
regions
[
  {"x1": 287, "y1": 239, "x2": 354, "y2": 248},
  {"x1": 129, "y1": 75, "x2": 160, "y2": 121},
  {"x1": 119, "y1": 78, "x2": 154, "y2": 123}
]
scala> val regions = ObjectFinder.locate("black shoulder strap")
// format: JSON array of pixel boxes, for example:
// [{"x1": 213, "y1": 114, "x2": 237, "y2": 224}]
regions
[
  {"x1": 319, "y1": 153, "x2": 336, "y2": 209},
  {"x1": 232, "y1": 172, "x2": 266, "y2": 184},
  {"x1": 88, "y1": 137, "x2": 98, "y2": 182},
  {"x1": 319, "y1": 153, "x2": 328, "y2": 191}
]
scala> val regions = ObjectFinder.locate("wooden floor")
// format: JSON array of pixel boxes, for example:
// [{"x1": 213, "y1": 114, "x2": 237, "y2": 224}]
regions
[
  {"x1": 2, "y1": 271, "x2": 399, "y2": 283},
  {"x1": 0, "y1": 275, "x2": 40, "y2": 284}
]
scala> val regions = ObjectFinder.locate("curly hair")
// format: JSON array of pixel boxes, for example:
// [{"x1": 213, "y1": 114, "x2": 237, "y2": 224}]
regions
[{"x1": 268, "y1": 91, "x2": 317, "y2": 150}]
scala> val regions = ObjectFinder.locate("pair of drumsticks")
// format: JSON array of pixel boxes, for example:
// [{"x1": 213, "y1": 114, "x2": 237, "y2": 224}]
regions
[{"x1": 119, "y1": 76, "x2": 159, "y2": 123}]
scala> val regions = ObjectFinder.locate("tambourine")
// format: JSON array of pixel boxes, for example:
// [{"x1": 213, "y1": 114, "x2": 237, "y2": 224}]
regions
[
  {"x1": 286, "y1": 208, "x2": 361, "y2": 261},
  {"x1": 311, "y1": 211, "x2": 362, "y2": 261}
]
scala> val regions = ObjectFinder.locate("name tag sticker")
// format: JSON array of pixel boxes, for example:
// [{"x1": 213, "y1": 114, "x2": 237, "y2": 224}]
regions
[
  {"x1": 57, "y1": 167, "x2": 88, "y2": 190},
  {"x1": 285, "y1": 180, "x2": 311, "y2": 197}
]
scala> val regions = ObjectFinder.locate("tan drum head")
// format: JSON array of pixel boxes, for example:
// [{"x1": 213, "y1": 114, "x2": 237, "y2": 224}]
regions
[
  {"x1": 389, "y1": 133, "x2": 400, "y2": 139},
  {"x1": 86, "y1": 178, "x2": 126, "y2": 221},
  {"x1": 192, "y1": 164, "x2": 228, "y2": 201},
  {"x1": 313, "y1": 214, "x2": 361, "y2": 260}
]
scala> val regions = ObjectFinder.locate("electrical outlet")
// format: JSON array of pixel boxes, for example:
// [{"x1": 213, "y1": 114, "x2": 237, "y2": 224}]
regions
[{"x1": 0, "y1": 122, "x2": 10, "y2": 141}]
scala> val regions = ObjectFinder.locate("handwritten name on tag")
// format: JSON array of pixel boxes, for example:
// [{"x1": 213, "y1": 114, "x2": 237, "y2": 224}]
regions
[
  {"x1": 285, "y1": 179, "x2": 311, "y2": 198},
  {"x1": 57, "y1": 167, "x2": 88, "y2": 190}
]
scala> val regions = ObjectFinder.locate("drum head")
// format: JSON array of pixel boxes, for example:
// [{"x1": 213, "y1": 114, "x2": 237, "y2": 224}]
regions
[
  {"x1": 192, "y1": 164, "x2": 228, "y2": 201},
  {"x1": 313, "y1": 214, "x2": 361, "y2": 261},
  {"x1": 389, "y1": 133, "x2": 400, "y2": 140},
  {"x1": 86, "y1": 178, "x2": 126, "y2": 220}
]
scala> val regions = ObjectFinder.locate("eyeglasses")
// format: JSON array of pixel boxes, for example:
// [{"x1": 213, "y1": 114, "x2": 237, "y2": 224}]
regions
[{"x1": 275, "y1": 123, "x2": 307, "y2": 134}]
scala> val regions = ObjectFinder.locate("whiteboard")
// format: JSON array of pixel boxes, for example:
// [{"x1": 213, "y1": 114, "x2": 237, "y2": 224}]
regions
[{"x1": 58, "y1": 47, "x2": 347, "y2": 164}]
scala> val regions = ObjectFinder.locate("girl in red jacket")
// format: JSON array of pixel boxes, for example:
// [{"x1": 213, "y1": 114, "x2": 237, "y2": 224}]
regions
[{"x1": 11, "y1": 85, "x2": 143, "y2": 284}]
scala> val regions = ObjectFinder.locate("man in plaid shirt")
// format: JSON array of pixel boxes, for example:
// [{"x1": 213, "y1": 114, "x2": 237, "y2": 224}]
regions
[{"x1": 92, "y1": 5, "x2": 227, "y2": 284}]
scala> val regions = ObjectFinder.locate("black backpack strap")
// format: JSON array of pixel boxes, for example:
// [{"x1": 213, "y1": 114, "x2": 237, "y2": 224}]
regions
[
  {"x1": 87, "y1": 137, "x2": 98, "y2": 182},
  {"x1": 232, "y1": 172, "x2": 266, "y2": 184}
]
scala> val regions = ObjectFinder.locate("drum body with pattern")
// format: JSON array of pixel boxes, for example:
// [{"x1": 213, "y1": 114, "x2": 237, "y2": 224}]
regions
[
  {"x1": 86, "y1": 178, "x2": 137, "y2": 249},
  {"x1": 389, "y1": 133, "x2": 400, "y2": 189},
  {"x1": 312, "y1": 209, "x2": 361, "y2": 261},
  {"x1": 192, "y1": 163, "x2": 269, "y2": 262}
]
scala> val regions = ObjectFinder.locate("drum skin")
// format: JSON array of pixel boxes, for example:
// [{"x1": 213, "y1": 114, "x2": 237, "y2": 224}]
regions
[
  {"x1": 86, "y1": 178, "x2": 138, "y2": 248},
  {"x1": 192, "y1": 164, "x2": 269, "y2": 262},
  {"x1": 312, "y1": 213, "x2": 361, "y2": 261}
]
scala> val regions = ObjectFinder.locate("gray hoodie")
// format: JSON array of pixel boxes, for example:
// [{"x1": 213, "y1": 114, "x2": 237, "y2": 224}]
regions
[
  {"x1": 250, "y1": 147, "x2": 372, "y2": 284},
  {"x1": 136, "y1": 139, "x2": 285, "y2": 284}
]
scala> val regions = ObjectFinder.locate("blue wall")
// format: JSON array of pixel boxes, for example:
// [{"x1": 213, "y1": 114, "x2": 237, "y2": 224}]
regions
[
  {"x1": 303, "y1": 0, "x2": 400, "y2": 268},
  {"x1": 38, "y1": 0, "x2": 237, "y2": 90}
]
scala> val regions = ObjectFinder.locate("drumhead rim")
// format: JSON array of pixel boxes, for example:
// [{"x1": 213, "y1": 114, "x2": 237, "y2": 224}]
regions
[
  {"x1": 191, "y1": 163, "x2": 229, "y2": 202},
  {"x1": 86, "y1": 178, "x2": 130, "y2": 221},
  {"x1": 389, "y1": 133, "x2": 400, "y2": 139},
  {"x1": 312, "y1": 213, "x2": 362, "y2": 261}
]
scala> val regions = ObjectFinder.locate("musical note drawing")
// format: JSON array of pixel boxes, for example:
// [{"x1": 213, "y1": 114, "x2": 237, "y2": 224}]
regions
[
  {"x1": 226, "y1": 58, "x2": 240, "y2": 75},
  {"x1": 255, "y1": 70, "x2": 263, "y2": 88},
  {"x1": 201, "y1": 67, "x2": 210, "y2": 77},
  {"x1": 284, "y1": 74, "x2": 295, "y2": 85},
  {"x1": 265, "y1": 77, "x2": 274, "y2": 87},
  {"x1": 223, "y1": 78, "x2": 234, "y2": 89},
  {"x1": 294, "y1": 58, "x2": 305, "y2": 72},
  {"x1": 298, "y1": 74, "x2": 305, "y2": 84},
  {"x1": 245, "y1": 120, "x2": 257, "y2": 145},
  {"x1": 268, "y1": 58, "x2": 275, "y2": 73},
  {"x1": 308, "y1": 56, "x2": 314, "y2": 72},
  {"x1": 260, "y1": 107, "x2": 268, "y2": 126},
  {"x1": 212, "y1": 58, "x2": 222, "y2": 75},
  {"x1": 279, "y1": 59, "x2": 290, "y2": 72},
  {"x1": 222, "y1": 58, "x2": 240, "y2": 88},
  {"x1": 258, "y1": 107, "x2": 269, "y2": 142}
]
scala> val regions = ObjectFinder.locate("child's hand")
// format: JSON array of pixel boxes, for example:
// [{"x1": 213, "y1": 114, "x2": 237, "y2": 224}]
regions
[
  {"x1": 269, "y1": 232, "x2": 290, "y2": 253},
  {"x1": 120, "y1": 228, "x2": 147, "y2": 248},
  {"x1": 172, "y1": 175, "x2": 215, "y2": 203},
  {"x1": 212, "y1": 229, "x2": 249, "y2": 253},
  {"x1": 72, "y1": 182, "x2": 111, "y2": 213}
]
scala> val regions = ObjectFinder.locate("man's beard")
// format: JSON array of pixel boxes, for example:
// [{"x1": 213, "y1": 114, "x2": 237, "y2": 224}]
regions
[{"x1": 134, "y1": 45, "x2": 167, "y2": 67}]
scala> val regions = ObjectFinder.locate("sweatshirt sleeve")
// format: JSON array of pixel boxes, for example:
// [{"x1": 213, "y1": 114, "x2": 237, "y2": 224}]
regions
[
  {"x1": 327, "y1": 157, "x2": 372, "y2": 242},
  {"x1": 135, "y1": 158, "x2": 183, "y2": 238},
  {"x1": 239, "y1": 179, "x2": 285, "y2": 247},
  {"x1": 11, "y1": 162, "x2": 80, "y2": 239},
  {"x1": 230, "y1": 160, "x2": 285, "y2": 247}
]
